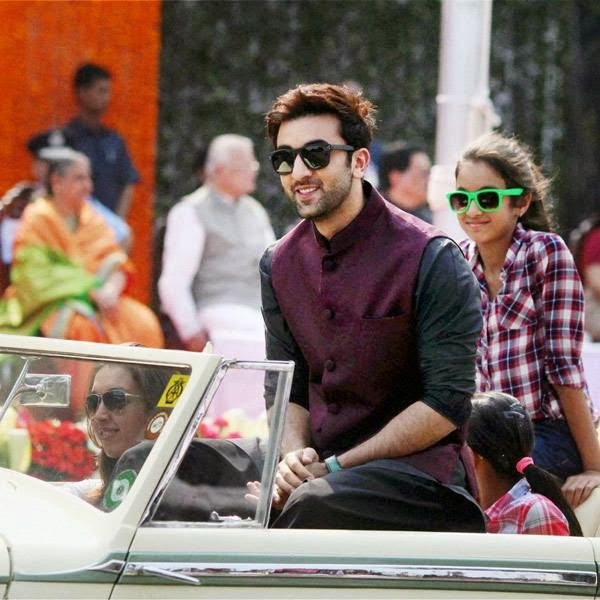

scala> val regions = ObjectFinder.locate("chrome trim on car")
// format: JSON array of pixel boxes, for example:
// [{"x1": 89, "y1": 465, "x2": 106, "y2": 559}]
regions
[
  {"x1": 124, "y1": 563, "x2": 200, "y2": 585},
  {"x1": 88, "y1": 558, "x2": 126, "y2": 575},
  {"x1": 15, "y1": 557, "x2": 126, "y2": 583},
  {"x1": 122, "y1": 561, "x2": 597, "y2": 589}
]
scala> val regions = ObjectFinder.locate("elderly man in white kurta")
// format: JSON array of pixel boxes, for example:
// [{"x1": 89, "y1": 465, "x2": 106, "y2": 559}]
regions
[{"x1": 159, "y1": 134, "x2": 275, "y2": 367}]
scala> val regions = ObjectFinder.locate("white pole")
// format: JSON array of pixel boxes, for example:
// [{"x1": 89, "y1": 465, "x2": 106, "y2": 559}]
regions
[{"x1": 430, "y1": 0, "x2": 500, "y2": 240}]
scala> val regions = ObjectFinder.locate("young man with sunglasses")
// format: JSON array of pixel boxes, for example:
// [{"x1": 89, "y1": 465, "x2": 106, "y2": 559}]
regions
[{"x1": 260, "y1": 83, "x2": 485, "y2": 531}]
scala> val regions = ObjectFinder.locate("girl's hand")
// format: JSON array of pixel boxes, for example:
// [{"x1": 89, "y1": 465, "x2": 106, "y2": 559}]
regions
[{"x1": 562, "y1": 470, "x2": 600, "y2": 507}]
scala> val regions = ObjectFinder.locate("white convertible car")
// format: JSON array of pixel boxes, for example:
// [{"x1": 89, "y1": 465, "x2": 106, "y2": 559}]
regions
[{"x1": 0, "y1": 333, "x2": 600, "y2": 599}]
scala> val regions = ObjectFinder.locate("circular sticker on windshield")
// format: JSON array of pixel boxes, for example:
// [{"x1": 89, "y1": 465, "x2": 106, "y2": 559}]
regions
[
  {"x1": 145, "y1": 412, "x2": 168, "y2": 440},
  {"x1": 103, "y1": 469, "x2": 137, "y2": 510}
]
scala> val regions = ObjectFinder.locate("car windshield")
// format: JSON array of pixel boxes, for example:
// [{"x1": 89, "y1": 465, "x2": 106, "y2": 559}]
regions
[
  {"x1": 0, "y1": 352, "x2": 191, "y2": 506},
  {"x1": 0, "y1": 346, "x2": 286, "y2": 526}
]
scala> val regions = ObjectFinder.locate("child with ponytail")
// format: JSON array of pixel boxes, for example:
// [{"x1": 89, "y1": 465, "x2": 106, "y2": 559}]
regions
[{"x1": 468, "y1": 391, "x2": 582, "y2": 536}]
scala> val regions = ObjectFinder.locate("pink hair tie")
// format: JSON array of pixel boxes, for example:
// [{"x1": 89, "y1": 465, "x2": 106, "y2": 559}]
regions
[{"x1": 516, "y1": 456, "x2": 534, "y2": 474}]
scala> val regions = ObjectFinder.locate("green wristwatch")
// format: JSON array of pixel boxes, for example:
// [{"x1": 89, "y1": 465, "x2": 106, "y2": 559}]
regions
[{"x1": 324, "y1": 455, "x2": 343, "y2": 473}]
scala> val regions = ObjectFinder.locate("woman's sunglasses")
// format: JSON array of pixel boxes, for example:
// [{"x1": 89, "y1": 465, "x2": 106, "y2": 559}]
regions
[
  {"x1": 85, "y1": 388, "x2": 140, "y2": 417},
  {"x1": 270, "y1": 140, "x2": 355, "y2": 175},
  {"x1": 446, "y1": 188, "x2": 524, "y2": 214}
]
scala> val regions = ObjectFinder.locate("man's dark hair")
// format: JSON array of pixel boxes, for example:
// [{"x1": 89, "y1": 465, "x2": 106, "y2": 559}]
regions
[
  {"x1": 378, "y1": 143, "x2": 425, "y2": 190},
  {"x1": 74, "y1": 63, "x2": 111, "y2": 90},
  {"x1": 265, "y1": 83, "x2": 376, "y2": 149}
]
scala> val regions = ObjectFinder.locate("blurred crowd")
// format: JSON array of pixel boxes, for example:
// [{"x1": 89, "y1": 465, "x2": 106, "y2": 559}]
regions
[
  {"x1": 1, "y1": 63, "x2": 597, "y2": 350},
  {"x1": 2, "y1": 70, "x2": 600, "y2": 535}
]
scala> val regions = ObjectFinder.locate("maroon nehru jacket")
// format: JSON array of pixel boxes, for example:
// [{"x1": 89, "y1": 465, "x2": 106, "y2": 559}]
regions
[{"x1": 270, "y1": 185, "x2": 454, "y2": 460}]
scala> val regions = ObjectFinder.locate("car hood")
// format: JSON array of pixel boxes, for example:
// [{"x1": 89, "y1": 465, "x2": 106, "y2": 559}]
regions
[{"x1": 0, "y1": 468, "x2": 111, "y2": 574}]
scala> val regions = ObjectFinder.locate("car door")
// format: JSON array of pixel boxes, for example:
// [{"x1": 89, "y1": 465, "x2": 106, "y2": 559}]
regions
[
  {"x1": 116, "y1": 514, "x2": 598, "y2": 599},
  {"x1": 0, "y1": 334, "x2": 222, "y2": 599},
  {"x1": 113, "y1": 357, "x2": 598, "y2": 599}
]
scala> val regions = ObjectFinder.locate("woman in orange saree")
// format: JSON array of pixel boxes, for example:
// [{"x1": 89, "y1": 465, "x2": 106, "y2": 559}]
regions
[{"x1": 0, "y1": 150, "x2": 163, "y2": 348}]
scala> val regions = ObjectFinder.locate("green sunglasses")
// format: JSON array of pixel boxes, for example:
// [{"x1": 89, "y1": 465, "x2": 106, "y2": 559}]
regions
[{"x1": 446, "y1": 188, "x2": 524, "y2": 214}]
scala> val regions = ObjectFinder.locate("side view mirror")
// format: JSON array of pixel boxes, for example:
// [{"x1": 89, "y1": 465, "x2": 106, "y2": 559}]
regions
[{"x1": 16, "y1": 374, "x2": 71, "y2": 407}]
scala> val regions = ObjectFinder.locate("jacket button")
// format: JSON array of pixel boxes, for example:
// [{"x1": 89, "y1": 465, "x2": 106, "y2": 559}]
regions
[
  {"x1": 323, "y1": 308, "x2": 334, "y2": 320},
  {"x1": 324, "y1": 359, "x2": 336, "y2": 371},
  {"x1": 328, "y1": 403, "x2": 340, "y2": 415},
  {"x1": 322, "y1": 257, "x2": 336, "y2": 271}
]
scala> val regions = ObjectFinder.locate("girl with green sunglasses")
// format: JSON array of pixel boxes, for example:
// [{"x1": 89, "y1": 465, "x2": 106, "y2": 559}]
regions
[{"x1": 453, "y1": 132, "x2": 600, "y2": 509}]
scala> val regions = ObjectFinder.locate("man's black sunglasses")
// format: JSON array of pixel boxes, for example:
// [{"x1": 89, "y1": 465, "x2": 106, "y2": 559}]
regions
[
  {"x1": 85, "y1": 388, "x2": 140, "y2": 417},
  {"x1": 270, "y1": 140, "x2": 355, "y2": 175}
]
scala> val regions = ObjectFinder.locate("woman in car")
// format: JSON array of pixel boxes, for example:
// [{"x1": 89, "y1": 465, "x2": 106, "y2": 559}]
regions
[
  {"x1": 74, "y1": 360, "x2": 263, "y2": 518},
  {"x1": 0, "y1": 149, "x2": 162, "y2": 347},
  {"x1": 468, "y1": 391, "x2": 581, "y2": 536},
  {"x1": 62, "y1": 362, "x2": 174, "y2": 508},
  {"x1": 449, "y1": 132, "x2": 600, "y2": 507}
]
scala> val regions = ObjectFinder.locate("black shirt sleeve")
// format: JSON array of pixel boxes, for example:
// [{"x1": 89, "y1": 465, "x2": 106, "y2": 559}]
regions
[
  {"x1": 260, "y1": 243, "x2": 309, "y2": 410},
  {"x1": 414, "y1": 237, "x2": 482, "y2": 427}
]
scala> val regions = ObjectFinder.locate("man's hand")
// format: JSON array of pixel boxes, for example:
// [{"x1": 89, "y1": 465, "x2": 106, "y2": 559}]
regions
[
  {"x1": 184, "y1": 331, "x2": 209, "y2": 352},
  {"x1": 305, "y1": 461, "x2": 328, "y2": 478},
  {"x1": 561, "y1": 470, "x2": 600, "y2": 507},
  {"x1": 274, "y1": 447, "x2": 320, "y2": 509}
]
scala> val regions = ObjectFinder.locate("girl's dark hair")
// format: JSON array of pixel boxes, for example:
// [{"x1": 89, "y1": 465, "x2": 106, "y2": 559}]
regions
[
  {"x1": 468, "y1": 391, "x2": 582, "y2": 536},
  {"x1": 456, "y1": 132, "x2": 554, "y2": 233},
  {"x1": 86, "y1": 362, "x2": 176, "y2": 506}
]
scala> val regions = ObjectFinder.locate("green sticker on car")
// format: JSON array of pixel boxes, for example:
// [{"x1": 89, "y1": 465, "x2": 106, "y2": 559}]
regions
[{"x1": 103, "y1": 469, "x2": 137, "y2": 510}]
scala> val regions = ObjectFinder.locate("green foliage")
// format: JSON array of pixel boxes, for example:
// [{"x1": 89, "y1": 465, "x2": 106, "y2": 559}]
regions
[
  {"x1": 158, "y1": 0, "x2": 440, "y2": 234},
  {"x1": 157, "y1": 0, "x2": 599, "y2": 237}
]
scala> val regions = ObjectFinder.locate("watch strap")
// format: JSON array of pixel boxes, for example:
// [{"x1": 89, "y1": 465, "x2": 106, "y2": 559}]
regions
[{"x1": 324, "y1": 455, "x2": 343, "y2": 473}]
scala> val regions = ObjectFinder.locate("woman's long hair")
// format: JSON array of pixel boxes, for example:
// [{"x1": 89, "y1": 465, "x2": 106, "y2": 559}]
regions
[
  {"x1": 468, "y1": 391, "x2": 582, "y2": 536},
  {"x1": 456, "y1": 132, "x2": 554, "y2": 233}
]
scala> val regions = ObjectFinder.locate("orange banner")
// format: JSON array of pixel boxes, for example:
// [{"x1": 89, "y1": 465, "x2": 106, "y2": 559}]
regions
[{"x1": 0, "y1": 0, "x2": 161, "y2": 303}]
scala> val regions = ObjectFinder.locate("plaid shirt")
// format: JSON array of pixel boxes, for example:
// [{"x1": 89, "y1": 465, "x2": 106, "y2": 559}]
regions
[
  {"x1": 485, "y1": 478, "x2": 569, "y2": 535},
  {"x1": 460, "y1": 224, "x2": 596, "y2": 421}
]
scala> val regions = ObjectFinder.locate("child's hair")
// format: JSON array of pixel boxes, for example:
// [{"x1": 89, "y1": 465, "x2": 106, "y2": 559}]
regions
[
  {"x1": 468, "y1": 391, "x2": 582, "y2": 536},
  {"x1": 455, "y1": 132, "x2": 554, "y2": 233}
]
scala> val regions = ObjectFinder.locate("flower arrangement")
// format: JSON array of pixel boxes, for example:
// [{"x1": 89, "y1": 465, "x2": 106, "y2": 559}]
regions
[
  {"x1": 198, "y1": 409, "x2": 269, "y2": 440},
  {"x1": 27, "y1": 419, "x2": 96, "y2": 481}
]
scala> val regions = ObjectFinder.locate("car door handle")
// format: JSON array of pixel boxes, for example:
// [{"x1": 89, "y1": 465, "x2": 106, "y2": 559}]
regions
[{"x1": 124, "y1": 563, "x2": 201, "y2": 585}]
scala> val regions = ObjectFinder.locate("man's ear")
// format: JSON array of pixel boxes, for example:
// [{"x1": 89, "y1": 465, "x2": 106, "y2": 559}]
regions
[{"x1": 351, "y1": 148, "x2": 371, "y2": 179}]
